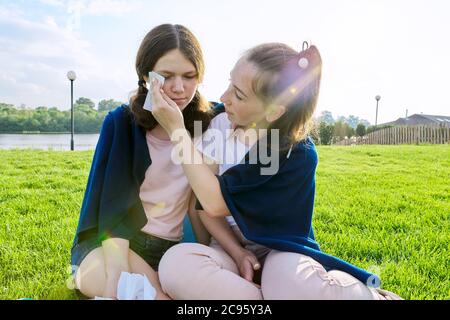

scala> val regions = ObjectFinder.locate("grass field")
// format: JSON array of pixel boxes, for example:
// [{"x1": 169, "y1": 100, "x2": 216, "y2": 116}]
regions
[{"x1": 0, "y1": 145, "x2": 449, "y2": 300}]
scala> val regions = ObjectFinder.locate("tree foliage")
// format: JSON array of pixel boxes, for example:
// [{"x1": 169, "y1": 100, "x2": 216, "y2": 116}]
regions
[
  {"x1": 356, "y1": 123, "x2": 367, "y2": 137},
  {"x1": 319, "y1": 122, "x2": 334, "y2": 145},
  {"x1": 98, "y1": 99, "x2": 123, "y2": 112},
  {"x1": 0, "y1": 100, "x2": 123, "y2": 133},
  {"x1": 75, "y1": 97, "x2": 95, "y2": 109}
]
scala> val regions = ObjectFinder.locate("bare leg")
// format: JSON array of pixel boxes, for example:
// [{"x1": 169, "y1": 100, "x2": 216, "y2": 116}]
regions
[{"x1": 75, "y1": 247, "x2": 170, "y2": 300}]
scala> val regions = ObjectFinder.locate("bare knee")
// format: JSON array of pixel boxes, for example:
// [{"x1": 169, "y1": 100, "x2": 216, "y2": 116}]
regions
[{"x1": 76, "y1": 247, "x2": 106, "y2": 298}]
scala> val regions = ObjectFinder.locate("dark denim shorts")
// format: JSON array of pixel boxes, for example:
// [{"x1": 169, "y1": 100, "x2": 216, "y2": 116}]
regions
[{"x1": 71, "y1": 231, "x2": 179, "y2": 273}]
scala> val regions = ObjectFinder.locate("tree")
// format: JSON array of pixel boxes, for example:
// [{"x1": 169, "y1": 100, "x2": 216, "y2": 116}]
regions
[
  {"x1": 0, "y1": 101, "x2": 105, "y2": 133},
  {"x1": 347, "y1": 115, "x2": 360, "y2": 129},
  {"x1": 318, "y1": 111, "x2": 334, "y2": 125},
  {"x1": 76, "y1": 97, "x2": 95, "y2": 109},
  {"x1": 319, "y1": 122, "x2": 334, "y2": 145},
  {"x1": 367, "y1": 126, "x2": 376, "y2": 134},
  {"x1": 333, "y1": 121, "x2": 354, "y2": 141},
  {"x1": 359, "y1": 119, "x2": 371, "y2": 128},
  {"x1": 98, "y1": 99, "x2": 124, "y2": 112},
  {"x1": 356, "y1": 123, "x2": 367, "y2": 137}
]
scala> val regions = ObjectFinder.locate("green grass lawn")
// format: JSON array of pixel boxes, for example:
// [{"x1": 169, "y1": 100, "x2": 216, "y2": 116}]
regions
[{"x1": 0, "y1": 145, "x2": 449, "y2": 300}]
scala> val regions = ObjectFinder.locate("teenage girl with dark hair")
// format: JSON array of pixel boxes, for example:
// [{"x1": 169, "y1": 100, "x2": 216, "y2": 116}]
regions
[{"x1": 70, "y1": 24, "x2": 212, "y2": 300}]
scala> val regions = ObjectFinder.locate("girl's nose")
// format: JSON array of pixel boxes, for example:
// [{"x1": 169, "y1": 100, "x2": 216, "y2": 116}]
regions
[
  {"x1": 220, "y1": 88, "x2": 230, "y2": 105},
  {"x1": 171, "y1": 77, "x2": 185, "y2": 93}
]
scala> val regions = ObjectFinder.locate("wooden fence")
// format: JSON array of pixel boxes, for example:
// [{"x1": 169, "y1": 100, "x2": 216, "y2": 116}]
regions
[{"x1": 336, "y1": 124, "x2": 450, "y2": 145}]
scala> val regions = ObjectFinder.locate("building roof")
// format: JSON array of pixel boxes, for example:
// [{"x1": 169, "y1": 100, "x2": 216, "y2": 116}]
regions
[{"x1": 382, "y1": 114, "x2": 450, "y2": 126}]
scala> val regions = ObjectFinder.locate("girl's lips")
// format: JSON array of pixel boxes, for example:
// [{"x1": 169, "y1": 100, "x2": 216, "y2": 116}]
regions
[{"x1": 172, "y1": 98, "x2": 187, "y2": 104}]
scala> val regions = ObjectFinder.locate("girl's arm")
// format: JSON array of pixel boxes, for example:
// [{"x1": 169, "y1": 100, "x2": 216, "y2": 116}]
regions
[
  {"x1": 187, "y1": 191, "x2": 211, "y2": 246},
  {"x1": 101, "y1": 238, "x2": 130, "y2": 299},
  {"x1": 173, "y1": 129, "x2": 230, "y2": 217},
  {"x1": 150, "y1": 83, "x2": 230, "y2": 218},
  {"x1": 198, "y1": 213, "x2": 241, "y2": 258},
  {"x1": 187, "y1": 155, "x2": 221, "y2": 245},
  {"x1": 192, "y1": 155, "x2": 260, "y2": 282},
  {"x1": 150, "y1": 86, "x2": 260, "y2": 282},
  {"x1": 199, "y1": 212, "x2": 260, "y2": 282}
]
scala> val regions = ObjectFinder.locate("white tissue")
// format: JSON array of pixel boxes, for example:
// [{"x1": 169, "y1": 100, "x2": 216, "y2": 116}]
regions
[
  {"x1": 117, "y1": 272, "x2": 156, "y2": 300},
  {"x1": 94, "y1": 272, "x2": 156, "y2": 300},
  {"x1": 143, "y1": 71, "x2": 165, "y2": 112}
]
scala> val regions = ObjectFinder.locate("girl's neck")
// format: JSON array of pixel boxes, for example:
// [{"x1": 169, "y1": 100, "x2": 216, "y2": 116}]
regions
[
  {"x1": 235, "y1": 125, "x2": 267, "y2": 147},
  {"x1": 149, "y1": 124, "x2": 170, "y2": 140}
]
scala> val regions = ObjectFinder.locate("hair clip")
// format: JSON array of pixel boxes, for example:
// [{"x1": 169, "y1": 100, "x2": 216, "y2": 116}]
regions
[
  {"x1": 298, "y1": 41, "x2": 310, "y2": 69},
  {"x1": 302, "y1": 41, "x2": 309, "y2": 51}
]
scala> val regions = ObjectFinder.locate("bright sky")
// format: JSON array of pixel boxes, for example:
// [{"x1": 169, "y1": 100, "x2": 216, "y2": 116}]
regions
[{"x1": 0, "y1": 0, "x2": 449, "y2": 124}]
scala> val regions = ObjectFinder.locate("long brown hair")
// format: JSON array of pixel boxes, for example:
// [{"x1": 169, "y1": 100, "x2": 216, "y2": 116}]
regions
[
  {"x1": 129, "y1": 24, "x2": 212, "y2": 135},
  {"x1": 244, "y1": 43, "x2": 322, "y2": 149}
]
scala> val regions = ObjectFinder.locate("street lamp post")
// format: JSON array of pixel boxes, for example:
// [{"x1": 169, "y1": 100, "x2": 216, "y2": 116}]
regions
[
  {"x1": 67, "y1": 71, "x2": 77, "y2": 151},
  {"x1": 375, "y1": 95, "x2": 381, "y2": 128}
]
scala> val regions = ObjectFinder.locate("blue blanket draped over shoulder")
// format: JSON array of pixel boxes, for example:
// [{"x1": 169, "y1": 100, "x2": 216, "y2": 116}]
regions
[
  {"x1": 72, "y1": 105, "x2": 151, "y2": 246},
  {"x1": 72, "y1": 103, "x2": 221, "y2": 248},
  {"x1": 215, "y1": 107, "x2": 380, "y2": 287}
]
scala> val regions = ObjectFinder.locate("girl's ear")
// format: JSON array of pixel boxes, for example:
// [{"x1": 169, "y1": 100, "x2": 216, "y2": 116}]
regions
[{"x1": 265, "y1": 105, "x2": 286, "y2": 123}]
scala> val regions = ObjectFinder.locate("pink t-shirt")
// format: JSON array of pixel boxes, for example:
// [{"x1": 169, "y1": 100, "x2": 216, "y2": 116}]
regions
[{"x1": 139, "y1": 130, "x2": 191, "y2": 241}]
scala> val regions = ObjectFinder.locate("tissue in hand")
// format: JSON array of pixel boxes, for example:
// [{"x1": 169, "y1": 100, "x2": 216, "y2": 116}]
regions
[
  {"x1": 116, "y1": 272, "x2": 157, "y2": 300},
  {"x1": 143, "y1": 71, "x2": 165, "y2": 112},
  {"x1": 93, "y1": 272, "x2": 156, "y2": 300}
]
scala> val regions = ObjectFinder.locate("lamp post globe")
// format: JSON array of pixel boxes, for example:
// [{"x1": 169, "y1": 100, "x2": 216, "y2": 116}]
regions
[
  {"x1": 67, "y1": 71, "x2": 77, "y2": 81},
  {"x1": 67, "y1": 71, "x2": 76, "y2": 150},
  {"x1": 375, "y1": 95, "x2": 381, "y2": 128}
]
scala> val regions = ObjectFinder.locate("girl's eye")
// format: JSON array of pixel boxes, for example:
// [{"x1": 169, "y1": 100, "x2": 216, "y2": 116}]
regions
[
  {"x1": 228, "y1": 78, "x2": 243, "y2": 101},
  {"x1": 229, "y1": 79, "x2": 243, "y2": 100},
  {"x1": 183, "y1": 75, "x2": 197, "y2": 80},
  {"x1": 234, "y1": 88, "x2": 243, "y2": 100}
]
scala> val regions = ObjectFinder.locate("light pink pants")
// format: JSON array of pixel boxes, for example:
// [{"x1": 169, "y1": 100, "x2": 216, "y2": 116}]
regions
[{"x1": 158, "y1": 241, "x2": 382, "y2": 300}]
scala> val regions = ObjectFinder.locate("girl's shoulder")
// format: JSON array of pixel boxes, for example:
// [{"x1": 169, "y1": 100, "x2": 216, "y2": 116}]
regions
[
  {"x1": 288, "y1": 137, "x2": 318, "y2": 167},
  {"x1": 208, "y1": 111, "x2": 231, "y2": 133},
  {"x1": 108, "y1": 104, "x2": 131, "y2": 120},
  {"x1": 102, "y1": 104, "x2": 134, "y2": 126}
]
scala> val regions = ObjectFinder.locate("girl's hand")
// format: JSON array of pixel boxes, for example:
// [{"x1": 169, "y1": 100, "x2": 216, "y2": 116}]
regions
[
  {"x1": 102, "y1": 273, "x2": 120, "y2": 299},
  {"x1": 150, "y1": 79, "x2": 185, "y2": 137},
  {"x1": 233, "y1": 248, "x2": 261, "y2": 287}
]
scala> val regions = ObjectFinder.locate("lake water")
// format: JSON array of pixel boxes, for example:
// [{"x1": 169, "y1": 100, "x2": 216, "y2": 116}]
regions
[{"x1": 0, "y1": 134, "x2": 100, "y2": 151}]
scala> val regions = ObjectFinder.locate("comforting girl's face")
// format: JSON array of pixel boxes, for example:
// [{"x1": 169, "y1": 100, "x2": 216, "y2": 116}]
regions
[
  {"x1": 220, "y1": 57, "x2": 266, "y2": 129},
  {"x1": 150, "y1": 49, "x2": 199, "y2": 110}
]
